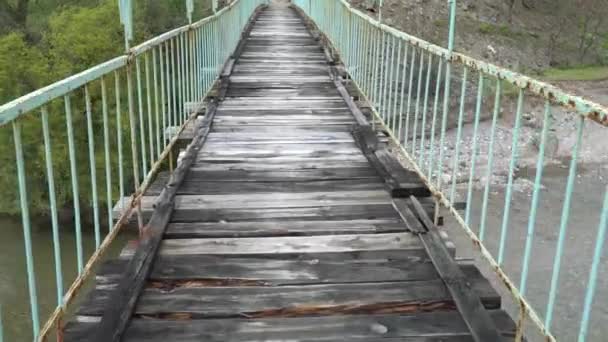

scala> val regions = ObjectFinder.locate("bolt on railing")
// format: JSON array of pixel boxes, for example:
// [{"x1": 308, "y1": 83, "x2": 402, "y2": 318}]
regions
[
  {"x1": 293, "y1": 0, "x2": 608, "y2": 341},
  {"x1": 0, "y1": 0, "x2": 265, "y2": 340}
]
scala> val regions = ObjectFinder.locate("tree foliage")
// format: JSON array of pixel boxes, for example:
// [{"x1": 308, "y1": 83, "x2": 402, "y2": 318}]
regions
[{"x1": 0, "y1": 0, "x2": 212, "y2": 217}]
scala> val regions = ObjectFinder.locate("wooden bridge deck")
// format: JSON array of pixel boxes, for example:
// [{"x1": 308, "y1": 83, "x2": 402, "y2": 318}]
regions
[{"x1": 65, "y1": 4, "x2": 516, "y2": 341}]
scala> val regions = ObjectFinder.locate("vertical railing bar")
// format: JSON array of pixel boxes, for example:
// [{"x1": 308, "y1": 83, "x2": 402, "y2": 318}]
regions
[
  {"x1": 448, "y1": 67, "x2": 468, "y2": 203},
  {"x1": 201, "y1": 25, "x2": 207, "y2": 94},
  {"x1": 404, "y1": 47, "x2": 416, "y2": 147},
  {"x1": 426, "y1": 58, "x2": 443, "y2": 177},
  {"x1": 351, "y1": 15, "x2": 359, "y2": 82},
  {"x1": 195, "y1": 28, "x2": 201, "y2": 102},
  {"x1": 497, "y1": 89, "x2": 524, "y2": 264},
  {"x1": 177, "y1": 34, "x2": 184, "y2": 125},
  {"x1": 378, "y1": 32, "x2": 388, "y2": 121},
  {"x1": 391, "y1": 39, "x2": 402, "y2": 131},
  {"x1": 171, "y1": 38, "x2": 178, "y2": 137},
  {"x1": 84, "y1": 84, "x2": 101, "y2": 248},
  {"x1": 187, "y1": 30, "x2": 193, "y2": 112},
  {"x1": 196, "y1": 26, "x2": 205, "y2": 96},
  {"x1": 135, "y1": 57, "x2": 148, "y2": 178},
  {"x1": 127, "y1": 61, "x2": 144, "y2": 232},
  {"x1": 12, "y1": 120, "x2": 40, "y2": 339},
  {"x1": 419, "y1": 53, "x2": 433, "y2": 166},
  {"x1": 478, "y1": 80, "x2": 502, "y2": 241},
  {"x1": 362, "y1": 23, "x2": 371, "y2": 97},
  {"x1": 159, "y1": 45, "x2": 167, "y2": 151},
  {"x1": 164, "y1": 41, "x2": 172, "y2": 139},
  {"x1": 200, "y1": 25, "x2": 205, "y2": 97},
  {"x1": 353, "y1": 16, "x2": 361, "y2": 82},
  {"x1": 0, "y1": 305, "x2": 3, "y2": 342},
  {"x1": 181, "y1": 32, "x2": 187, "y2": 123},
  {"x1": 153, "y1": 48, "x2": 161, "y2": 159},
  {"x1": 412, "y1": 49, "x2": 425, "y2": 155},
  {"x1": 114, "y1": 71, "x2": 125, "y2": 213},
  {"x1": 435, "y1": 60, "x2": 452, "y2": 189},
  {"x1": 464, "y1": 74, "x2": 484, "y2": 226},
  {"x1": 41, "y1": 106, "x2": 64, "y2": 307},
  {"x1": 64, "y1": 95, "x2": 84, "y2": 272},
  {"x1": 545, "y1": 116, "x2": 584, "y2": 330},
  {"x1": 385, "y1": 35, "x2": 396, "y2": 129},
  {"x1": 577, "y1": 185, "x2": 608, "y2": 342},
  {"x1": 397, "y1": 42, "x2": 409, "y2": 140},
  {"x1": 520, "y1": 100, "x2": 552, "y2": 296},
  {"x1": 205, "y1": 24, "x2": 211, "y2": 93},
  {"x1": 101, "y1": 77, "x2": 113, "y2": 233},
  {"x1": 145, "y1": 52, "x2": 155, "y2": 166},
  {"x1": 371, "y1": 27, "x2": 381, "y2": 118},
  {"x1": 178, "y1": 33, "x2": 188, "y2": 123},
  {"x1": 363, "y1": 22, "x2": 370, "y2": 124}
]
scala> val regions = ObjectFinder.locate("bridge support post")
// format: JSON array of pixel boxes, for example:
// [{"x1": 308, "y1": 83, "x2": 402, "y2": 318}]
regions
[
  {"x1": 118, "y1": 0, "x2": 133, "y2": 51},
  {"x1": 187, "y1": 0, "x2": 194, "y2": 24},
  {"x1": 447, "y1": 0, "x2": 457, "y2": 52}
]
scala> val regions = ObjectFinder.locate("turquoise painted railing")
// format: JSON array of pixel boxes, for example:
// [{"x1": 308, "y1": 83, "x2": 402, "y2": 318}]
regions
[
  {"x1": 0, "y1": 0, "x2": 265, "y2": 340},
  {"x1": 293, "y1": 0, "x2": 608, "y2": 341}
]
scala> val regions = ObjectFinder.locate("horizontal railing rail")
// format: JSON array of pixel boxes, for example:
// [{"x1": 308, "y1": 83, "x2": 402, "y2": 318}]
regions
[
  {"x1": 0, "y1": 0, "x2": 265, "y2": 341},
  {"x1": 293, "y1": 1, "x2": 607, "y2": 341}
]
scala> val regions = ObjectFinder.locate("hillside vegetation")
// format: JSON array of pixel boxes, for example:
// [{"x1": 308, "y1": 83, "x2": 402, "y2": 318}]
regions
[{"x1": 353, "y1": 0, "x2": 608, "y2": 76}]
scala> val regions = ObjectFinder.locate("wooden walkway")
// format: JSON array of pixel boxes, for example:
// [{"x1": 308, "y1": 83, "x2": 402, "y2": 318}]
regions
[{"x1": 65, "y1": 3, "x2": 516, "y2": 341}]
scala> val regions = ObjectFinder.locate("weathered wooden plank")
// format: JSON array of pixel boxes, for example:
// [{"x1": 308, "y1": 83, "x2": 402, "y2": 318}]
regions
[
  {"x1": 122, "y1": 232, "x2": 430, "y2": 257},
  {"x1": 205, "y1": 136, "x2": 355, "y2": 145},
  {"x1": 173, "y1": 180, "x2": 385, "y2": 195},
  {"x1": 200, "y1": 142, "x2": 360, "y2": 154},
  {"x1": 210, "y1": 125, "x2": 354, "y2": 133},
  {"x1": 114, "y1": 197, "x2": 436, "y2": 225},
  {"x1": 216, "y1": 108, "x2": 352, "y2": 116},
  {"x1": 194, "y1": 154, "x2": 370, "y2": 163},
  {"x1": 191, "y1": 160, "x2": 373, "y2": 171},
  {"x1": 66, "y1": 310, "x2": 516, "y2": 342},
  {"x1": 233, "y1": 63, "x2": 328, "y2": 71},
  {"x1": 352, "y1": 126, "x2": 431, "y2": 198},
  {"x1": 219, "y1": 103, "x2": 348, "y2": 110},
  {"x1": 170, "y1": 203, "x2": 403, "y2": 223},
  {"x1": 374, "y1": 149, "x2": 431, "y2": 197},
  {"x1": 163, "y1": 218, "x2": 405, "y2": 237},
  {"x1": 185, "y1": 168, "x2": 381, "y2": 181},
  {"x1": 226, "y1": 88, "x2": 339, "y2": 97},
  {"x1": 213, "y1": 116, "x2": 354, "y2": 124},
  {"x1": 230, "y1": 76, "x2": 331, "y2": 83},
  {"x1": 78, "y1": 272, "x2": 500, "y2": 318},
  {"x1": 207, "y1": 130, "x2": 353, "y2": 140},
  {"x1": 98, "y1": 256, "x2": 473, "y2": 288},
  {"x1": 163, "y1": 191, "x2": 393, "y2": 211}
]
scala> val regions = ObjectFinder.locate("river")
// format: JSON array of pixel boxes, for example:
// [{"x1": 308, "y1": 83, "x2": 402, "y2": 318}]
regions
[
  {"x1": 0, "y1": 218, "x2": 130, "y2": 341},
  {"x1": 448, "y1": 163, "x2": 608, "y2": 341}
]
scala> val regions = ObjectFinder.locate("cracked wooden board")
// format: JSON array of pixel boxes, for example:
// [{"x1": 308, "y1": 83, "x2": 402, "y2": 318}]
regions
[{"x1": 66, "y1": 311, "x2": 516, "y2": 342}]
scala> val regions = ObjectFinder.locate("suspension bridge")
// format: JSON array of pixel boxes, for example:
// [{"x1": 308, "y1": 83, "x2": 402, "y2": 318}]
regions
[{"x1": 0, "y1": 0, "x2": 607, "y2": 341}]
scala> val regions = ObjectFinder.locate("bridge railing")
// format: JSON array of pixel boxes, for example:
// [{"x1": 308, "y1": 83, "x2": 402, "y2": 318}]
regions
[
  {"x1": 293, "y1": 0, "x2": 608, "y2": 341},
  {"x1": 0, "y1": 0, "x2": 265, "y2": 340}
]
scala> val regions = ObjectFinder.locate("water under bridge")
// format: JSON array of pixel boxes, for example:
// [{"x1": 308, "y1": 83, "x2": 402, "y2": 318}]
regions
[{"x1": 0, "y1": 1, "x2": 607, "y2": 341}]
